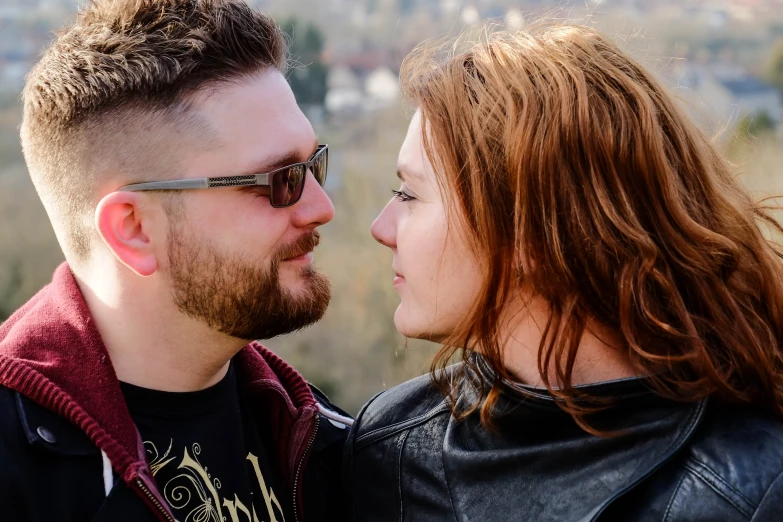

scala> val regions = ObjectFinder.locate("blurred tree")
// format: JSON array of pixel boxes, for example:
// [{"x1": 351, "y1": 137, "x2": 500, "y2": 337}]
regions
[
  {"x1": 766, "y1": 38, "x2": 783, "y2": 94},
  {"x1": 737, "y1": 112, "x2": 776, "y2": 138},
  {"x1": 0, "y1": 261, "x2": 23, "y2": 320},
  {"x1": 281, "y1": 18, "x2": 328, "y2": 107},
  {"x1": 398, "y1": 0, "x2": 415, "y2": 15}
]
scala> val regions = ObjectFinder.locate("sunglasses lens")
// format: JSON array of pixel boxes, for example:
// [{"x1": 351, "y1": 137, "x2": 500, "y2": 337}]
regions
[
  {"x1": 314, "y1": 147, "x2": 328, "y2": 186},
  {"x1": 271, "y1": 164, "x2": 305, "y2": 207}
]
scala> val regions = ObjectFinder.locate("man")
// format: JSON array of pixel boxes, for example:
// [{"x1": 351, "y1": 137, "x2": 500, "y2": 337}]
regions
[{"x1": 0, "y1": 1, "x2": 352, "y2": 521}]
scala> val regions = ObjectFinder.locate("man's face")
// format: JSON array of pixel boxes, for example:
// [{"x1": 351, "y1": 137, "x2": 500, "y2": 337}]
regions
[{"x1": 163, "y1": 70, "x2": 334, "y2": 340}]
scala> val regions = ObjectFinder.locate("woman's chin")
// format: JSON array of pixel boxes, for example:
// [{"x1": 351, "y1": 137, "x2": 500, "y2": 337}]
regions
[
  {"x1": 393, "y1": 307, "x2": 449, "y2": 342},
  {"x1": 394, "y1": 307, "x2": 424, "y2": 339}
]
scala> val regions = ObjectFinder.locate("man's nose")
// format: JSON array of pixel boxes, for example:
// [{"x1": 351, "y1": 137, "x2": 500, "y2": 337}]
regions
[{"x1": 291, "y1": 170, "x2": 335, "y2": 228}]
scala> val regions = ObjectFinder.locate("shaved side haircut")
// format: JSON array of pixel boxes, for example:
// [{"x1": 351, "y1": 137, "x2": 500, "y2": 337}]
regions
[{"x1": 21, "y1": 0, "x2": 288, "y2": 262}]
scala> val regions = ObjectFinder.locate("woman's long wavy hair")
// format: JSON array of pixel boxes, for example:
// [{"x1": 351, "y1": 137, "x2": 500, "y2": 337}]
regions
[{"x1": 399, "y1": 22, "x2": 783, "y2": 432}]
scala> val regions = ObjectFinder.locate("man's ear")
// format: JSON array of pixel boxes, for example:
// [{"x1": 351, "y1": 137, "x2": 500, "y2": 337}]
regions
[{"x1": 95, "y1": 191, "x2": 161, "y2": 277}]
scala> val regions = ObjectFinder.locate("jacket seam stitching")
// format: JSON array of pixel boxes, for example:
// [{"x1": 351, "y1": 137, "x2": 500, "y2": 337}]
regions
[
  {"x1": 440, "y1": 422, "x2": 458, "y2": 522},
  {"x1": 13, "y1": 392, "x2": 35, "y2": 442},
  {"x1": 751, "y1": 469, "x2": 783, "y2": 521},
  {"x1": 686, "y1": 457, "x2": 755, "y2": 508},
  {"x1": 346, "y1": 391, "x2": 384, "y2": 522},
  {"x1": 356, "y1": 402, "x2": 448, "y2": 442},
  {"x1": 0, "y1": 390, "x2": 27, "y2": 505},
  {"x1": 663, "y1": 472, "x2": 688, "y2": 522},
  {"x1": 589, "y1": 398, "x2": 708, "y2": 522},
  {"x1": 682, "y1": 462, "x2": 753, "y2": 519},
  {"x1": 757, "y1": 426, "x2": 783, "y2": 446},
  {"x1": 355, "y1": 403, "x2": 450, "y2": 448},
  {"x1": 397, "y1": 430, "x2": 410, "y2": 522}
]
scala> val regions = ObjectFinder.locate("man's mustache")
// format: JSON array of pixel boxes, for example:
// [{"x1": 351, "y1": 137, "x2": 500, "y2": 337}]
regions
[{"x1": 275, "y1": 231, "x2": 321, "y2": 262}]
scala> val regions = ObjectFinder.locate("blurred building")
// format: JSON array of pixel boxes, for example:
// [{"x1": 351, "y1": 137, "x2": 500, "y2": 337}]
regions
[
  {"x1": 699, "y1": 75, "x2": 783, "y2": 127},
  {"x1": 325, "y1": 65, "x2": 363, "y2": 113},
  {"x1": 325, "y1": 47, "x2": 400, "y2": 115},
  {"x1": 0, "y1": 59, "x2": 30, "y2": 95},
  {"x1": 671, "y1": 59, "x2": 783, "y2": 138},
  {"x1": 364, "y1": 67, "x2": 400, "y2": 110}
]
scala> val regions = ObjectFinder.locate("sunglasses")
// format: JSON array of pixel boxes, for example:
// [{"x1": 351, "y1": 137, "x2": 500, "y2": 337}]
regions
[{"x1": 119, "y1": 144, "x2": 328, "y2": 208}]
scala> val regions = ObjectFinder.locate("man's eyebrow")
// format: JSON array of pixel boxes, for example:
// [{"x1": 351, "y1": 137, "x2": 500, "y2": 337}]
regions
[
  {"x1": 241, "y1": 139, "x2": 319, "y2": 175},
  {"x1": 243, "y1": 151, "x2": 301, "y2": 175}
]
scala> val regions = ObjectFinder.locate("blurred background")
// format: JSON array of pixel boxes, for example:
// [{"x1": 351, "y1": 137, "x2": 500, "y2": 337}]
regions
[{"x1": 1, "y1": 0, "x2": 783, "y2": 413}]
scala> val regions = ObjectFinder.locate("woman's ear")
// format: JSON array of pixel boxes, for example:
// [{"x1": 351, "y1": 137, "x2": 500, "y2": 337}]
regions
[{"x1": 94, "y1": 191, "x2": 160, "y2": 277}]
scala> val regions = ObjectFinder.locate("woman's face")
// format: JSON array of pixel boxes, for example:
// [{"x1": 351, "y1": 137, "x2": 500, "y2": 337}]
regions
[{"x1": 371, "y1": 111, "x2": 483, "y2": 341}]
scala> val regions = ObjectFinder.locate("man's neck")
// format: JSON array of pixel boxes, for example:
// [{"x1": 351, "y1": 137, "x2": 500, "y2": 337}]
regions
[{"x1": 75, "y1": 270, "x2": 247, "y2": 392}]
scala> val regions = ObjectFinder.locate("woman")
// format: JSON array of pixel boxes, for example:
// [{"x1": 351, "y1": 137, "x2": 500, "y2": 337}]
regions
[{"x1": 345, "y1": 22, "x2": 783, "y2": 521}]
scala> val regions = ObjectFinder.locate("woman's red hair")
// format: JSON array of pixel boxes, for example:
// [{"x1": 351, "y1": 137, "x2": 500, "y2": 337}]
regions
[{"x1": 399, "y1": 22, "x2": 783, "y2": 432}]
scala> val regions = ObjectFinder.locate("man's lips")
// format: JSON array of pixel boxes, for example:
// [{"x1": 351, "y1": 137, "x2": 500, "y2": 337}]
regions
[
  {"x1": 282, "y1": 251, "x2": 314, "y2": 262},
  {"x1": 277, "y1": 232, "x2": 320, "y2": 263}
]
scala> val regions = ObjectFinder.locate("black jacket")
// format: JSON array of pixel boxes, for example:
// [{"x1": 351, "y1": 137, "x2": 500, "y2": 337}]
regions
[
  {"x1": 345, "y1": 368, "x2": 783, "y2": 521},
  {"x1": 0, "y1": 383, "x2": 349, "y2": 522},
  {"x1": 0, "y1": 263, "x2": 351, "y2": 522}
]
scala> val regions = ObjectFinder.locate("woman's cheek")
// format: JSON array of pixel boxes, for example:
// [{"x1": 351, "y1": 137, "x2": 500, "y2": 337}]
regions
[{"x1": 393, "y1": 216, "x2": 441, "y2": 337}]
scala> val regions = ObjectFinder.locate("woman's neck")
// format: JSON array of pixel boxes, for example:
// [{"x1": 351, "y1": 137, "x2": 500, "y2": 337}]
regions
[{"x1": 500, "y1": 296, "x2": 640, "y2": 388}]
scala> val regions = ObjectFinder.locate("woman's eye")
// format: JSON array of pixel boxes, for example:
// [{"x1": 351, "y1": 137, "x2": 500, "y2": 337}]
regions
[{"x1": 392, "y1": 189, "x2": 416, "y2": 202}]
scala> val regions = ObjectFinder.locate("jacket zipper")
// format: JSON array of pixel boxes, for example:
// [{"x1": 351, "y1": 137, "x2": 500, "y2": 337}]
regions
[
  {"x1": 292, "y1": 412, "x2": 319, "y2": 522},
  {"x1": 135, "y1": 478, "x2": 176, "y2": 522}
]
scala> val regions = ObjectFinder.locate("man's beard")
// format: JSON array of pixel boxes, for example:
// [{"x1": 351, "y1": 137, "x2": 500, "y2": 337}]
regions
[{"x1": 166, "y1": 224, "x2": 331, "y2": 341}]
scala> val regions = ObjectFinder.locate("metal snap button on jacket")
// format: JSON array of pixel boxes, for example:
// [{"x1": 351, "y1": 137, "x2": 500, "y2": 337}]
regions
[{"x1": 36, "y1": 426, "x2": 56, "y2": 444}]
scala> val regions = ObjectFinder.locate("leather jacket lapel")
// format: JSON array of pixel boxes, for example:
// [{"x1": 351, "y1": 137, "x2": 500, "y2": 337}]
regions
[{"x1": 442, "y1": 381, "x2": 708, "y2": 522}]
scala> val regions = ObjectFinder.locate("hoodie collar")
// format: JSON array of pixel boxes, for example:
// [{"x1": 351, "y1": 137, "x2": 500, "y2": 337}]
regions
[{"x1": 0, "y1": 262, "x2": 317, "y2": 487}]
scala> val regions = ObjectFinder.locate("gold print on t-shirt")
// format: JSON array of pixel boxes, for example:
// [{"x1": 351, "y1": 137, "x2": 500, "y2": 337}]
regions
[
  {"x1": 145, "y1": 439, "x2": 177, "y2": 476},
  {"x1": 171, "y1": 444, "x2": 224, "y2": 521},
  {"x1": 144, "y1": 440, "x2": 287, "y2": 522},
  {"x1": 222, "y1": 494, "x2": 254, "y2": 521},
  {"x1": 247, "y1": 452, "x2": 284, "y2": 522}
]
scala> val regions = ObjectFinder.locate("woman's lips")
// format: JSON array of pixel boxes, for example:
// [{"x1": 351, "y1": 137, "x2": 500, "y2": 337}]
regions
[{"x1": 393, "y1": 273, "x2": 405, "y2": 286}]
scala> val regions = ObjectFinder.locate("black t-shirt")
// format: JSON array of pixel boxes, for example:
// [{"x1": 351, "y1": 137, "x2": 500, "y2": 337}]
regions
[{"x1": 120, "y1": 365, "x2": 293, "y2": 522}]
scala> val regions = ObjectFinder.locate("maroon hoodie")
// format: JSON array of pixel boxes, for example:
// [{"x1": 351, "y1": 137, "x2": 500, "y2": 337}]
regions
[{"x1": 0, "y1": 263, "x2": 320, "y2": 521}]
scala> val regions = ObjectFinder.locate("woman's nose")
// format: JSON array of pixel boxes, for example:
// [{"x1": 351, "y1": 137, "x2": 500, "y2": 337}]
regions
[{"x1": 370, "y1": 201, "x2": 397, "y2": 249}]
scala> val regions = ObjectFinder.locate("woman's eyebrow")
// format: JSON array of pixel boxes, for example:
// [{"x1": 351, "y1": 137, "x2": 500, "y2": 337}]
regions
[{"x1": 397, "y1": 165, "x2": 423, "y2": 182}]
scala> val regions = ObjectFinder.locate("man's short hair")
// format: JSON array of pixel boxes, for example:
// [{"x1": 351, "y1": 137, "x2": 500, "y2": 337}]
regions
[{"x1": 21, "y1": 0, "x2": 288, "y2": 262}]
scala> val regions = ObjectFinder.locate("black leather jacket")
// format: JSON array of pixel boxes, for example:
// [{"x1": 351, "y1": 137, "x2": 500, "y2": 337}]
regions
[{"x1": 344, "y1": 367, "x2": 783, "y2": 521}]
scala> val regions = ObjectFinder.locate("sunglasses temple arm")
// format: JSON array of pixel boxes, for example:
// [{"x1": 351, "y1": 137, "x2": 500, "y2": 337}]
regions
[{"x1": 119, "y1": 178, "x2": 210, "y2": 191}]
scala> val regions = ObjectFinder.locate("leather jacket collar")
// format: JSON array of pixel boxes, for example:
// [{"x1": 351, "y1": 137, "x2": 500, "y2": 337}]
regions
[
  {"x1": 448, "y1": 359, "x2": 708, "y2": 520},
  {"x1": 347, "y1": 360, "x2": 723, "y2": 522}
]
